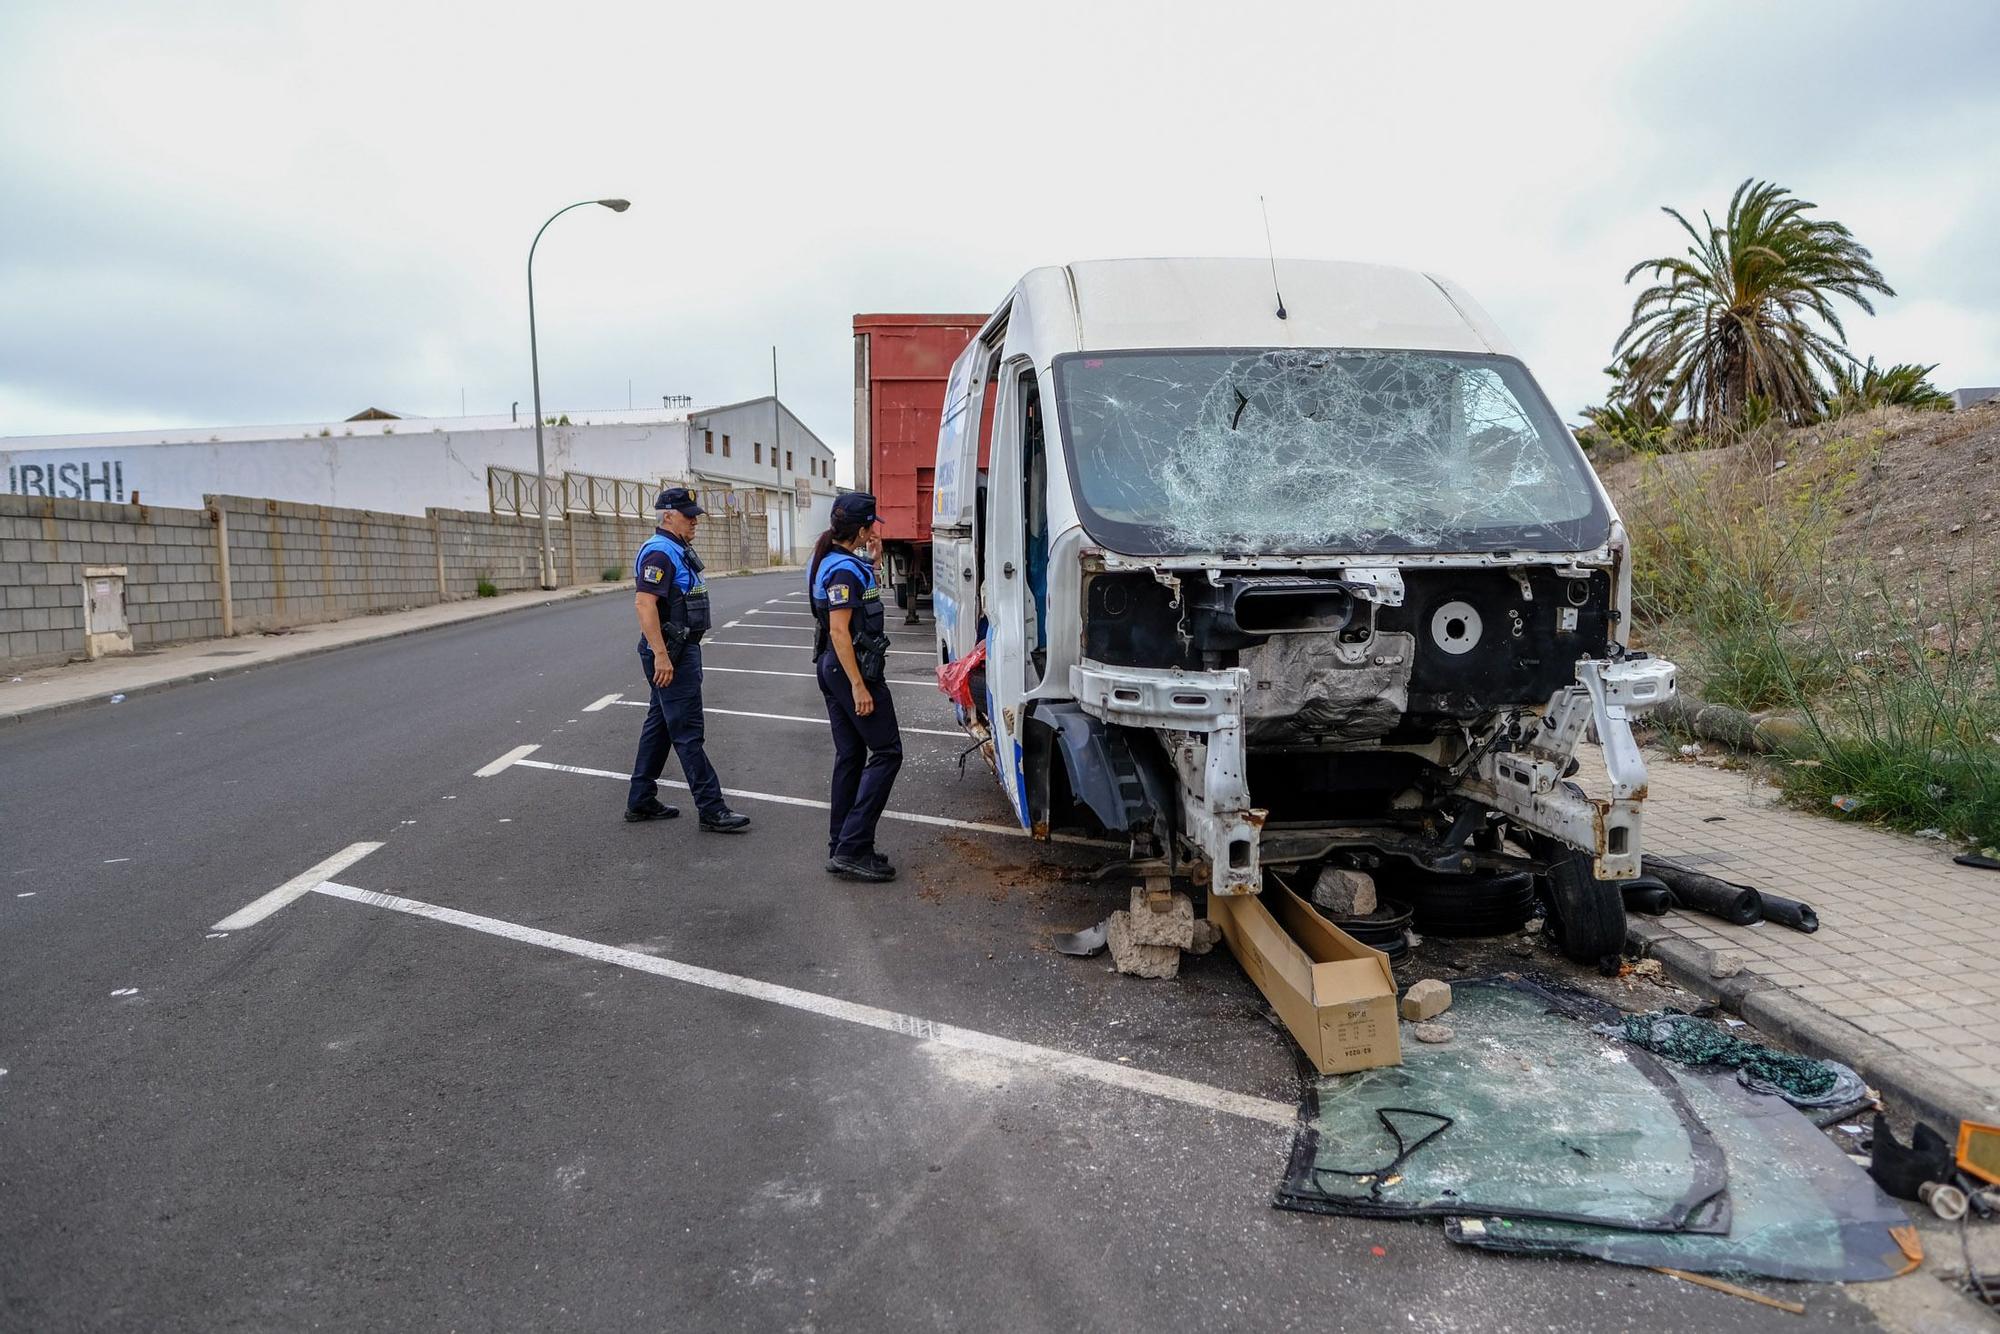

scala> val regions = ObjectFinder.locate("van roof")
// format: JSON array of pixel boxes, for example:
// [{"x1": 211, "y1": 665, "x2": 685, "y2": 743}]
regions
[{"x1": 1020, "y1": 258, "x2": 1515, "y2": 359}]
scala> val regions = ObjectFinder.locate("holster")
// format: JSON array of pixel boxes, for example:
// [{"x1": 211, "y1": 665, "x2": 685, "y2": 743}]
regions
[{"x1": 854, "y1": 629, "x2": 891, "y2": 683}]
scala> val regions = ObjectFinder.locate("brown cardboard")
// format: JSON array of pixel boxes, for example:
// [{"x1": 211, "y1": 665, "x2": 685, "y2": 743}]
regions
[{"x1": 1212, "y1": 884, "x2": 1402, "y2": 1075}]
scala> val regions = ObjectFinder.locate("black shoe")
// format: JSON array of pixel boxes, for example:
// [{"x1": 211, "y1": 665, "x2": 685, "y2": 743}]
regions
[
  {"x1": 625, "y1": 799, "x2": 680, "y2": 822},
  {"x1": 827, "y1": 855, "x2": 895, "y2": 883},
  {"x1": 865, "y1": 851, "x2": 894, "y2": 872},
  {"x1": 699, "y1": 809, "x2": 751, "y2": 833}
]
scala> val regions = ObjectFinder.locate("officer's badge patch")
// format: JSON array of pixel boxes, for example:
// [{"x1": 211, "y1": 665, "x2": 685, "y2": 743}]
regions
[
  {"x1": 643, "y1": 564, "x2": 665, "y2": 583},
  {"x1": 828, "y1": 583, "x2": 852, "y2": 605}
]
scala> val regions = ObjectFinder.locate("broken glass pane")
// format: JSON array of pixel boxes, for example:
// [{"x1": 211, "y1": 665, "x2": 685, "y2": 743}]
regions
[{"x1": 1053, "y1": 350, "x2": 1608, "y2": 556}]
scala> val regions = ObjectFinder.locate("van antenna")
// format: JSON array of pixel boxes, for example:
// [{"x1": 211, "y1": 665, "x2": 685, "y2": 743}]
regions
[{"x1": 1260, "y1": 195, "x2": 1288, "y2": 320}]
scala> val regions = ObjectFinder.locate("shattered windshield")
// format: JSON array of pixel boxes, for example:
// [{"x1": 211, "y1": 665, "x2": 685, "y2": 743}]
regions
[{"x1": 1052, "y1": 349, "x2": 1609, "y2": 555}]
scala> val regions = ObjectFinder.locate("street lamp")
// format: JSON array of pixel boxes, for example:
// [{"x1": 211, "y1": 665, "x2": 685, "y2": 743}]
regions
[{"x1": 526, "y1": 197, "x2": 630, "y2": 588}]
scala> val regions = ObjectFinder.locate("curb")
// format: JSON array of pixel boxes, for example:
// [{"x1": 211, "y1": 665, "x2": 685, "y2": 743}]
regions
[
  {"x1": 1627, "y1": 917, "x2": 2000, "y2": 1131},
  {"x1": 0, "y1": 584, "x2": 630, "y2": 730}
]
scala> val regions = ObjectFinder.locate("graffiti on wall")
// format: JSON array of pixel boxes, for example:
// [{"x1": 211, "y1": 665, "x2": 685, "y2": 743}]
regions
[{"x1": 6, "y1": 461, "x2": 129, "y2": 501}]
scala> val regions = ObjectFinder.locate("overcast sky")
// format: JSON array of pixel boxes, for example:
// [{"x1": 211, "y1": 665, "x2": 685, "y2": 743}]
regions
[{"x1": 4, "y1": 0, "x2": 1996, "y2": 480}]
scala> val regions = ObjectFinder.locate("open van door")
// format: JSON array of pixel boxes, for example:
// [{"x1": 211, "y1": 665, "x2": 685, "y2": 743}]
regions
[
  {"x1": 981, "y1": 350, "x2": 1037, "y2": 827},
  {"x1": 931, "y1": 342, "x2": 985, "y2": 667}
]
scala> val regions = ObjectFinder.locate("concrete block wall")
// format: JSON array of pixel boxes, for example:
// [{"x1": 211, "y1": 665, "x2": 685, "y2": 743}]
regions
[
  {"x1": 1, "y1": 493, "x2": 221, "y2": 665},
  {"x1": 214, "y1": 496, "x2": 436, "y2": 633},
  {"x1": 433, "y1": 508, "x2": 545, "y2": 598}
]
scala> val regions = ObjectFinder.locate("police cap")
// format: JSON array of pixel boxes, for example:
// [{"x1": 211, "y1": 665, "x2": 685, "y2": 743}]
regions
[
  {"x1": 832, "y1": 491, "x2": 880, "y2": 525},
  {"x1": 654, "y1": 486, "x2": 705, "y2": 517}
]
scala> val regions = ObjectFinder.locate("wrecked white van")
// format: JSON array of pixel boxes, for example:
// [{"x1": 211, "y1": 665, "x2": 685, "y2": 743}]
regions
[{"x1": 930, "y1": 259, "x2": 1675, "y2": 963}]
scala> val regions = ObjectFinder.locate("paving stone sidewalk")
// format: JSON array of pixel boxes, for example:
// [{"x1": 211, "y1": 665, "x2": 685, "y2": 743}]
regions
[{"x1": 1623, "y1": 750, "x2": 2000, "y2": 1124}]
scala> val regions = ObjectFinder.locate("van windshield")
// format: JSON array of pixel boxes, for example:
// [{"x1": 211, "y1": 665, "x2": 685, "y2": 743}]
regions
[{"x1": 1052, "y1": 349, "x2": 1609, "y2": 555}]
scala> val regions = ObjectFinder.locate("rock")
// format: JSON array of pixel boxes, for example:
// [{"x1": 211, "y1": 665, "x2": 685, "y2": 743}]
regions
[
  {"x1": 1751, "y1": 713, "x2": 1811, "y2": 753},
  {"x1": 1187, "y1": 918, "x2": 1223, "y2": 956},
  {"x1": 1106, "y1": 911, "x2": 1180, "y2": 979},
  {"x1": 1709, "y1": 949, "x2": 1745, "y2": 979},
  {"x1": 1631, "y1": 958, "x2": 1664, "y2": 980},
  {"x1": 1124, "y1": 886, "x2": 1195, "y2": 949},
  {"x1": 1399, "y1": 978, "x2": 1452, "y2": 1021},
  {"x1": 1311, "y1": 866, "x2": 1376, "y2": 918},
  {"x1": 1412, "y1": 1022, "x2": 1454, "y2": 1044}
]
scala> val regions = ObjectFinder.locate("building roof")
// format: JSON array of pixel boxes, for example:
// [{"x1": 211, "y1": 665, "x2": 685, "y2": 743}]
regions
[
  {"x1": 1009, "y1": 258, "x2": 1516, "y2": 360},
  {"x1": 0, "y1": 405, "x2": 714, "y2": 451}
]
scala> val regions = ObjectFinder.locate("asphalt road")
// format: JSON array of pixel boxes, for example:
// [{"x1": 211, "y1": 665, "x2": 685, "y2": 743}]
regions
[{"x1": 1, "y1": 571, "x2": 1898, "y2": 1331}]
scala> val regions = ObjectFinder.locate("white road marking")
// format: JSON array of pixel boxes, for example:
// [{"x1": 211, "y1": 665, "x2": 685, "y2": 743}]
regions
[
  {"x1": 311, "y1": 880, "x2": 1294, "y2": 1129},
  {"x1": 206, "y1": 932, "x2": 228, "y2": 939},
  {"x1": 605, "y1": 702, "x2": 963, "y2": 739},
  {"x1": 17, "y1": 892, "x2": 35, "y2": 898},
  {"x1": 209, "y1": 841, "x2": 386, "y2": 932},
  {"x1": 705, "y1": 640, "x2": 930, "y2": 657},
  {"x1": 701, "y1": 665, "x2": 937, "y2": 688},
  {"x1": 111, "y1": 988, "x2": 138, "y2": 997},
  {"x1": 510, "y1": 758, "x2": 1097, "y2": 844},
  {"x1": 582, "y1": 694, "x2": 622, "y2": 712},
  {"x1": 475, "y1": 744, "x2": 542, "y2": 777},
  {"x1": 722, "y1": 619, "x2": 741, "y2": 628},
  {"x1": 103, "y1": 858, "x2": 131, "y2": 864}
]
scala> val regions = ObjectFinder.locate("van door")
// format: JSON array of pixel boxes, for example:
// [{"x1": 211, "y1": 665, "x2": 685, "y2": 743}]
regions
[
  {"x1": 932, "y1": 343, "x2": 983, "y2": 666},
  {"x1": 983, "y1": 355, "x2": 1036, "y2": 826}
]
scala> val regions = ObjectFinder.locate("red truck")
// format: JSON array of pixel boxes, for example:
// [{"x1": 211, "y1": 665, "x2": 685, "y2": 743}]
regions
[{"x1": 851, "y1": 313, "x2": 989, "y2": 623}]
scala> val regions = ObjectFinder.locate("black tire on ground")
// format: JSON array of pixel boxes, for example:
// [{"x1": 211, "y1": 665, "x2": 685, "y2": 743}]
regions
[
  {"x1": 1540, "y1": 846, "x2": 1629, "y2": 966},
  {"x1": 1382, "y1": 869, "x2": 1539, "y2": 938}
]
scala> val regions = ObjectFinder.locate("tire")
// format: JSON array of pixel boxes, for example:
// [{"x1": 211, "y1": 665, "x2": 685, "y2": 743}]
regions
[
  {"x1": 1540, "y1": 846, "x2": 1628, "y2": 966},
  {"x1": 1373, "y1": 867, "x2": 1538, "y2": 938}
]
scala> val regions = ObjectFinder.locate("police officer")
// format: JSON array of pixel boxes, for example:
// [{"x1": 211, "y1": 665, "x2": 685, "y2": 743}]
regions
[
  {"x1": 625, "y1": 487, "x2": 751, "y2": 833},
  {"x1": 809, "y1": 492, "x2": 902, "y2": 882}
]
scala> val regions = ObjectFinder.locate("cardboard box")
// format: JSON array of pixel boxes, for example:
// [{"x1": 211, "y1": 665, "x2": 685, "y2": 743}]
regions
[{"x1": 1212, "y1": 884, "x2": 1402, "y2": 1075}]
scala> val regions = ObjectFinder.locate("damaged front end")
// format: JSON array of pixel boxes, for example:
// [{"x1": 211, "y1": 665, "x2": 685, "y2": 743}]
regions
[{"x1": 1066, "y1": 557, "x2": 1676, "y2": 895}]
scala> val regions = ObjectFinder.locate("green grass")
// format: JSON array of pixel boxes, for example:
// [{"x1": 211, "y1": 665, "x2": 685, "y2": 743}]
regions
[
  {"x1": 602, "y1": 566, "x2": 622, "y2": 583},
  {"x1": 476, "y1": 579, "x2": 499, "y2": 598}
]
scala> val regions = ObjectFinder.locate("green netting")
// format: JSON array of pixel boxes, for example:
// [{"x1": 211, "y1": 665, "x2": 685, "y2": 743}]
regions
[
  {"x1": 1614, "y1": 1011, "x2": 1847, "y2": 1102},
  {"x1": 1277, "y1": 980, "x2": 1728, "y2": 1232},
  {"x1": 1445, "y1": 1065, "x2": 1918, "y2": 1282}
]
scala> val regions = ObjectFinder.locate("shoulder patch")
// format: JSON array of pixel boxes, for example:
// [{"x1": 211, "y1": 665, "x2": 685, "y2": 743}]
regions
[
  {"x1": 643, "y1": 564, "x2": 665, "y2": 583},
  {"x1": 827, "y1": 582, "x2": 853, "y2": 606}
]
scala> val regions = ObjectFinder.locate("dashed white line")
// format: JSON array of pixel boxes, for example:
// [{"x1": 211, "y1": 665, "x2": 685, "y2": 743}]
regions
[
  {"x1": 475, "y1": 743, "x2": 542, "y2": 777},
  {"x1": 582, "y1": 694, "x2": 622, "y2": 713},
  {"x1": 209, "y1": 841, "x2": 386, "y2": 932},
  {"x1": 310, "y1": 880, "x2": 1293, "y2": 1129}
]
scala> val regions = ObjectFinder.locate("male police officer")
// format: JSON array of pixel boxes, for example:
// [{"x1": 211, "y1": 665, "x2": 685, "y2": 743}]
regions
[{"x1": 625, "y1": 487, "x2": 751, "y2": 832}]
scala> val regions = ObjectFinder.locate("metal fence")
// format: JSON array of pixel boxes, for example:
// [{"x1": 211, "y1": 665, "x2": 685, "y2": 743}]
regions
[{"x1": 488, "y1": 467, "x2": 660, "y2": 521}]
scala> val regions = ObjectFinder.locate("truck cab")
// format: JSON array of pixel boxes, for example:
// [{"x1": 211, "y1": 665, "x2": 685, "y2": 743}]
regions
[{"x1": 931, "y1": 259, "x2": 1675, "y2": 965}]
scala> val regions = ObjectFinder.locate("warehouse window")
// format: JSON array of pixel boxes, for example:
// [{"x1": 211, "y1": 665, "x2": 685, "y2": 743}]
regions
[
  {"x1": 785, "y1": 450, "x2": 793, "y2": 471},
  {"x1": 722, "y1": 435, "x2": 731, "y2": 457},
  {"x1": 754, "y1": 442, "x2": 763, "y2": 464},
  {"x1": 704, "y1": 430, "x2": 713, "y2": 454}
]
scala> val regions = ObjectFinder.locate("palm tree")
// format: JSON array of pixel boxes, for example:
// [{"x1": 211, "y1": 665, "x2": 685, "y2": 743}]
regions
[
  {"x1": 1616, "y1": 179, "x2": 1894, "y2": 435},
  {"x1": 1824, "y1": 358, "x2": 1953, "y2": 415}
]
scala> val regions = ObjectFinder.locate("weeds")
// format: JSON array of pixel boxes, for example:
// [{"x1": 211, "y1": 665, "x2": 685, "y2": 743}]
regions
[
  {"x1": 601, "y1": 566, "x2": 621, "y2": 583},
  {"x1": 1627, "y1": 424, "x2": 2000, "y2": 845},
  {"x1": 476, "y1": 579, "x2": 499, "y2": 598}
]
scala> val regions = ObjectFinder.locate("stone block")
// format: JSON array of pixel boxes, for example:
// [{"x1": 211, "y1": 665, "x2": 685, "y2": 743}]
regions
[
  {"x1": 1188, "y1": 918, "x2": 1223, "y2": 956},
  {"x1": 1709, "y1": 949, "x2": 1746, "y2": 979},
  {"x1": 1312, "y1": 866, "x2": 1377, "y2": 918},
  {"x1": 1412, "y1": 1022, "x2": 1454, "y2": 1044},
  {"x1": 1125, "y1": 885, "x2": 1195, "y2": 949},
  {"x1": 1106, "y1": 911, "x2": 1180, "y2": 979},
  {"x1": 1399, "y1": 978, "x2": 1453, "y2": 1021}
]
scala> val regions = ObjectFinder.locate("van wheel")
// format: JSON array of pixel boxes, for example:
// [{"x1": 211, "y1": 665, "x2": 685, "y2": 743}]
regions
[{"x1": 1540, "y1": 846, "x2": 1628, "y2": 968}]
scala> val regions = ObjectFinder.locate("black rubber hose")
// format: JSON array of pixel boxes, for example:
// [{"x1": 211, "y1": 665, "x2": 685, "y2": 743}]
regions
[
  {"x1": 1621, "y1": 883, "x2": 1672, "y2": 916},
  {"x1": 1644, "y1": 857, "x2": 1765, "y2": 926},
  {"x1": 1758, "y1": 892, "x2": 1820, "y2": 933}
]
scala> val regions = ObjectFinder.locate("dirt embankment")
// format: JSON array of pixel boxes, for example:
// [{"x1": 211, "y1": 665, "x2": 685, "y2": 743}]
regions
[{"x1": 1598, "y1": 400, "x2": 2000, "y2": 602}]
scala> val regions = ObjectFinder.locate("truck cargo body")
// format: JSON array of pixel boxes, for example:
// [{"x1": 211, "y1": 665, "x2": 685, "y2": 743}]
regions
[{"x1": 851, "y1": 314, "x2": 989, "y2": 621}]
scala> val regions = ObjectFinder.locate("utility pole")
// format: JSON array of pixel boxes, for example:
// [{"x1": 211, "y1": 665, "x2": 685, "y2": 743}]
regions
[{"x1": 773, "y1": 345, "x2": 790, "y2": 563}]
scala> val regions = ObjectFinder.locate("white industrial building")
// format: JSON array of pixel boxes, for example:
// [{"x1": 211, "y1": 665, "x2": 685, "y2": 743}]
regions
[{"x1": 0, "y1": 395, "x2": 838, "y2": 560}]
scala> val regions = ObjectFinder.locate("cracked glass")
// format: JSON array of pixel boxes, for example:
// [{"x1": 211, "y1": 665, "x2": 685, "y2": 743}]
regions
[{"x1": 1052, "y1": 349, "x2": 1609, "y2": 556}]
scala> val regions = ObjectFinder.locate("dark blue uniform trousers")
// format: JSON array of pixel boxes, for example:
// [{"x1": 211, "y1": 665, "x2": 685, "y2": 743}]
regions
[
  {"x1": 628, "y1": 643, "x2": 727, "y2": 819},
  {"x1": 815, "y1": 652, "x2": 904, "y2": 858}
]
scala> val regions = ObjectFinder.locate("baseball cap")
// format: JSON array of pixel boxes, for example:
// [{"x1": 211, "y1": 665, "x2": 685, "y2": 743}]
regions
[
  {"x1": 832, "y1": 491, "x2": 880, "y2": 525},
  {"x1": 655, "y1": 486, "x2": 705, "y2": 517}
]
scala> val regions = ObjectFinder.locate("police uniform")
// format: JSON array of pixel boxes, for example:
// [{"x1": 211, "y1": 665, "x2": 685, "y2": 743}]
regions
[
  {"x1": 810, "y1": 502, "x2": 903, "y2": 871},
  {"x1": 626, "y1": 489, "x2": 747, "y2": 831}
]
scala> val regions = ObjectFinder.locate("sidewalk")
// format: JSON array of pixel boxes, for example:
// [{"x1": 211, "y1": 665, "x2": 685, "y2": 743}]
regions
[
  {"x1": 0, "y1": 583, "x2": 623, "y2": 726},
  {"x1": 1622, "y1": 749, "x2": 2000, "y2": 1129}
]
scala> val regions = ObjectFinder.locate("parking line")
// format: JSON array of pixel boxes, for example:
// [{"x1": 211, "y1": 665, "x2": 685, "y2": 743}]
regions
[
  {"x1": 582, "y1": 694, "x2": 622, "y2": 713},
  {"x1": 210, "y1": 842, "x2": 385, "y2": 931},
  {"x1": 475, "y1": 743, "x2": 542, "y2": 777},
  {"x1": 703, "y1": 666, "x2": 936, "y2": 687},
  {"x1": 600, "y1": 700, "x2": 961, "y2": 739},
  {"x1": 705, "y1": 640, "x2": 931, "y2": 657},
  {"x1": 310, "y1": 879, "x2": 1294, "y2": 1129},
  {"x1": 508, "y1": 757, "x2": 1099, "y2": 844}
]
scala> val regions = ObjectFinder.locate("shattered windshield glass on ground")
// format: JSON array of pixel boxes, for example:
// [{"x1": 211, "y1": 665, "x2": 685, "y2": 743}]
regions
[{"x1": 1052, "y1": 349, "x2": 1609, "y2": 556}]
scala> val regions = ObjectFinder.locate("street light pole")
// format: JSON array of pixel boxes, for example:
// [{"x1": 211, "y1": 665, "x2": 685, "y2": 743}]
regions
[{"x1": 527, "y1": 197, "x2": 630, "y2": 588}]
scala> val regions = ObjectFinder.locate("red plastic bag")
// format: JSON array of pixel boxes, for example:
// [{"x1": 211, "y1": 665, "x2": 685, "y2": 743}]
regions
[{"x1": 936, "y1": 640, "x2": 986, "y2": 713}]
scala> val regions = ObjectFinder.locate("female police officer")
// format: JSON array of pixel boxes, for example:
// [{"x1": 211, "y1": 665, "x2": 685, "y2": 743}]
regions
[{"x1": 809, "y1": 492, "x2": 902, "y2": 882}]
